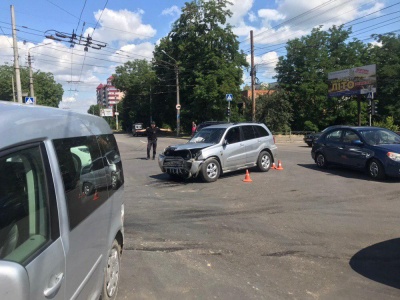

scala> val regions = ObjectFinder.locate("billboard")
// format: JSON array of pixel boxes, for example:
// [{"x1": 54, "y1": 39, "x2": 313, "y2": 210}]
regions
[
  {"x1": 101, "y1": 108, "x2": 113, "y2": 117},
  {"x1": 328, "y1": 64, "x2": 376, "y2": 97}
]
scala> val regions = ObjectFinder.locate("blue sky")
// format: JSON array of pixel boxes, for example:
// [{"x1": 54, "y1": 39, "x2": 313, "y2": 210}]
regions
[{"x1": 0, "y1": 0, "x2": 398, "y2": 113}]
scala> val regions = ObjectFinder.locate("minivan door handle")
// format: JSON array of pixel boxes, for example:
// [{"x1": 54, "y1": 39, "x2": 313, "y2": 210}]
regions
[{"x1": 44, "y1": 272, "x2": 64, "y2": 298}]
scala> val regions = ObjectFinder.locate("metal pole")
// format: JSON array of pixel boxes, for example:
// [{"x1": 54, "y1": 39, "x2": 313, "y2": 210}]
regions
[
  {"x1": 251, "y1": 30, "x2": 255, "y2": 121},
  {"x1": 28, "y1": 52, "x2": 34, "y2": 99},
  {"x1": 11, "y1": 5, "x2": 22, "y2": 103},
  {"x1": 11, "y1": 76, "x2": 16, "y2": 102},
  {"x1": 369, "y1": 98, "x2": 372, "y2": 126},
  {"x1": 176, "y1": 65, "x2": 180, "y2": 137}
]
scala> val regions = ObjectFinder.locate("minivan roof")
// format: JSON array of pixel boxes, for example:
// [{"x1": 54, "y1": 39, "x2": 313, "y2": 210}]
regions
[{"x1": 0, "y1": 101, "x2": 112, "y2": 149}]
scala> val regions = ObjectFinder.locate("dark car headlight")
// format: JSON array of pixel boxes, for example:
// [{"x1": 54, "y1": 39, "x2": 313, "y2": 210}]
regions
[{"x1": 387, "y1": 152, "x2": 400, "y2": 162}]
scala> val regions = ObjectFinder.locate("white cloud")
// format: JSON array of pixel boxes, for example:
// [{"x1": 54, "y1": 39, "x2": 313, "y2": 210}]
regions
[
  {"x1": 248, "y1": 11, "x2": 257, "y2": 22},
  {"x1": 162, "y1": 5, "x2": 181, "y2": 17},
  {"x1": 226, "y1": 0, "x2": 254, "y2": 26},
  {"x1": 258, "y1": 9, "x2": 285, "y2": 22},
  {"x1": 84, "y1": 9, "x2": 157, "y2": 45}
]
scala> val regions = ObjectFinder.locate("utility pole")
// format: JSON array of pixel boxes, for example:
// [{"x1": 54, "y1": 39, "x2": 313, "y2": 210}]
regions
[
  {"x1": 250, "y1": 30, "x2": 255, "y2": 121},
  {"x1": 11, "y1": 5, "x2": 22, "y2": 103},
  {"x1": 28, "y1": 52, "x2": 34, "y2": 99},
  {"x1": 161, "y1": 50, "x2": 180, "y2": 137},
  {"x1": 11, "y1": 76, "x2": 16, "y2": 102}
]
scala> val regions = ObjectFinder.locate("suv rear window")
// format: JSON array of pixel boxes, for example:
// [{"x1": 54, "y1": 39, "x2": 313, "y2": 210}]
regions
[{"x1": 254, "y1": 125, "x2": 269, "y2": 137}]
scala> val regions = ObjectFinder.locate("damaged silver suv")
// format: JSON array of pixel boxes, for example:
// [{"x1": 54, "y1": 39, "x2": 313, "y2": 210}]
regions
[{"x1": 158, "y1": 122, "x2": 277, "y2": 182}]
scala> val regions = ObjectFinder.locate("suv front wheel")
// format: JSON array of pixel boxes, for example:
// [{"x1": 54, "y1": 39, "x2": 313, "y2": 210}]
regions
[
  {"x1": 200, "y1": 158, "x2": 220, "y2": 182},
  {"x1": 257, "y1": 151, "x2": 272, "y2": 172}
]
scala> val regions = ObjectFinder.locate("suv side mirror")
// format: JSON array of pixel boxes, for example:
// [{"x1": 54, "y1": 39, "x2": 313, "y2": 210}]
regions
[{"x1": 223, "y1": 139, "x2": 228, "y2": 147}]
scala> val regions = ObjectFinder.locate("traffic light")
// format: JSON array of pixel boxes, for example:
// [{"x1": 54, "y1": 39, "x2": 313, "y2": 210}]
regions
[
  {"x1": 372, "y1": 100, "x2": 378, "y2": 115},
  {"x1": 367, "y1": 104, "x2": 372, "y2": 115},
  {"x1": 226, "y1": 107, "x2": 231, "y2": 116}
]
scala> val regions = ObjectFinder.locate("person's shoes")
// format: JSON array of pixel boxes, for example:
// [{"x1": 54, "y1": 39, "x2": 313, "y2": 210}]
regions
[
  {"x1": 146, "y1": 157, "x2": 150, "y2": 160},
  {"x1": 152, "y1": 157, "x2": 155, "y2": 160}
]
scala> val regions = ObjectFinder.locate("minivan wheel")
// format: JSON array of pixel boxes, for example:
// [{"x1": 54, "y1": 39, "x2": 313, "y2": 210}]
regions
[
  {"x1": 200, "y1": 158, "x2": 220, "y2": 182},
  {"x1": 316, "y1": 153, "x2": 328, "y2": 168},
  {"x1": 256, "y1": 151, "x2": 271, "y2": 172},
  {"x1": 102, "y1": 240, "x2": 121, "y2": 300},
  {"x1": 368, "y1": 159, "x2": 385, "y2": 180}
]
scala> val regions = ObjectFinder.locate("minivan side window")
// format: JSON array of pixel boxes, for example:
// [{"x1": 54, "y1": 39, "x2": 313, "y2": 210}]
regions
[
  {"x1": 53, "y1": 134, "x2": 124, "y2": 230},
  {"x1": 242, "y1": 125, "x2": 256, "y2": 141},
  {"x1": 254, "y1": 125, "x2": 269, "y2": 137},
  {"x1": 0, "y1": 145, "x2": 56, "y2": 264}
]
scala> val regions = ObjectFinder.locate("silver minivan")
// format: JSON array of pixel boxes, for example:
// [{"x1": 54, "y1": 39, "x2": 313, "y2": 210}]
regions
[
  {"x1": 0, "y1": 101, "x2": 124, "y2": 300},
  {"x1": 158, "y1": 122, "x2": 277, "y2": 182}
]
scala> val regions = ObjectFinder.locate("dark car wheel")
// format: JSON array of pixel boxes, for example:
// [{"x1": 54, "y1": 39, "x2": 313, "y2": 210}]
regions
[
  {"x1": 200, "y1": 158, "x2": 220, "y2": 182},
  {"x1": 315, "y1": 153, "x2": 328, "y2": 168},
  {"x1": 306, "y1": 142, "x2": 312, "y2": 147},
  {"x1": 256, "y1": 151, "x2": 271, "y2": 172},
  {"x1": 111, "y1": 173, "x2": 118, "y2": 190},
  {"x1": 368, "y1": 159, "x2": 385, "y2": 180}
]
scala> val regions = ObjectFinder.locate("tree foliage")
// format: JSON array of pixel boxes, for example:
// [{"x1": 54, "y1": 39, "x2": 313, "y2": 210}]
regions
[
  {"x1": 275, "y1": 26, "x2": 370, "y2": 130},
  {"x1": 153, "y1": 0, "x2": 248, "y2": 133},
  {"x1": 0, "y1": 64, "x2": 63, "y2": 107}
]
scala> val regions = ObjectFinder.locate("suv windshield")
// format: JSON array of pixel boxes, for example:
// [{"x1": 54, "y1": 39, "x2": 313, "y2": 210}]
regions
[{"x1": 189, "y1": 128, "x2": 226, "y2": 144}]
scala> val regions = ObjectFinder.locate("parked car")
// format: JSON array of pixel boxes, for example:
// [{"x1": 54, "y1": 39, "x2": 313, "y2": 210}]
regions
[
  {"x1": 195, "y1": 121, "x2": 229, "y2": 134},
  {"x1": 311, "y1": 125, "x2": 400, "y2": 179},
  {"x1": 158, "y1": 122, "x2": 277, "y2": 182},
  {"x1": 0, "y1": 101, "x2": 125, "y2": 300},
  {"x1": 303, "y1": 125, "x2": 341, "y2": 147}
]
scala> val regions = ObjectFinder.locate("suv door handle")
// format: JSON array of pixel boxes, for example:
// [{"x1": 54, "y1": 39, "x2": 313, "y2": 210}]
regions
[{"x1": 44, "y1": 273, "x2": 64, "y2": 298}]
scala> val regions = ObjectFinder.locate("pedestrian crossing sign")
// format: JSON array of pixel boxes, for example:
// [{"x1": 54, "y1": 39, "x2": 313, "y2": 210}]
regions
[
  {"x1": 25, "y1": 97, "x2": 35, "y2": 105},
  {"x1": 226, "y1": 94, "x2": 233, "y2": 101}
]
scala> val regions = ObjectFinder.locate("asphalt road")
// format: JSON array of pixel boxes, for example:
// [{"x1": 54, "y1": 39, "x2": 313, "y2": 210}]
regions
[{"x1": 114, "y1": 133, "x2": 400, "y2": 300}]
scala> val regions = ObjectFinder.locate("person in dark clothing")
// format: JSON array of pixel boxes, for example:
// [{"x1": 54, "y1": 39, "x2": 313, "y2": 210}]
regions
[{"x1": 137, "y1": 121, "x2": 168, "y2": 160}]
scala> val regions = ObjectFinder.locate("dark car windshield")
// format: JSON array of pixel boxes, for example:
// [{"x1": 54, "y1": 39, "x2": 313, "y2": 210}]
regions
[
  {"x1": 189, "y1": 128, "x2": 226, "y2": 144},
  {"x1": 358, "y1": 128, "x2": 400, "y2": 145}
]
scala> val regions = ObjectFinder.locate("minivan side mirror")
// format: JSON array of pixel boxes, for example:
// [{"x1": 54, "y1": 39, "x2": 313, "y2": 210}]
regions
[{"x1": 0, "y1": 261, "x2": 30, "y2": 299}]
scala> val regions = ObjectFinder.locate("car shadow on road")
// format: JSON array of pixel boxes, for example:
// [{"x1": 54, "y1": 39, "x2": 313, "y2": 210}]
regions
[
  {"x1": 350, "y1": 238, "x2": 400, "y2": 289},
  {"x1": 298, "y1": 163, "x2": 400, "y2": 183}
]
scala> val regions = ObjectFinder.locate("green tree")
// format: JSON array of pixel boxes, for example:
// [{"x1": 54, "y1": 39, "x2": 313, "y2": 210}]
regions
[
  {"x1": 153, "y1": 0, "x2": 248, "y2": 132},
  {"x1": 275, "y1": 25, "x2": 369, "y2": 130},
  {"x1": 113, "y1": 59, "x2": 157, "y2": 131},
  {"x1": 369, "y1": 33, "x2": 400, "y2": 124},
  {"x1": 0, "y1": 64, "x2": 63, "y2": 107}
]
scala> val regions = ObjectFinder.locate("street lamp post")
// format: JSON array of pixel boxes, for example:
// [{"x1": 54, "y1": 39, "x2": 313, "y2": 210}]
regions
[
  {"x1": 28, "y1": 42, "x2": 51, "y2": 102},
  {"x1": 161, "y1": 50, "x2": 180, "y2": 137}
]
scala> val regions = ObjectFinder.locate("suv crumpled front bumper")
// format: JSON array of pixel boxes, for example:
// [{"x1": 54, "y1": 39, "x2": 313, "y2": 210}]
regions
[{"x1": 158, "y1": 154, "x2": 203, "y2": 178}]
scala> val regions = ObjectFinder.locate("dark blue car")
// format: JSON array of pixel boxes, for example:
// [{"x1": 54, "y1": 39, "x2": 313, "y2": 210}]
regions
[{"x1": 311, "y1": 126, "x2": 400, "y2": 179}]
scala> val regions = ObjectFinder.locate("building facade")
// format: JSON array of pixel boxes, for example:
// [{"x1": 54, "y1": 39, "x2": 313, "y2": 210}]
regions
[{"x1": 96, "y1": 76, "x2": 124, "y2": 107}]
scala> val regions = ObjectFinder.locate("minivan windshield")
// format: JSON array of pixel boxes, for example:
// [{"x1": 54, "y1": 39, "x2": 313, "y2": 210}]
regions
[{"x1": 189, "y1": 128, "x2": 226, "y2": 144}]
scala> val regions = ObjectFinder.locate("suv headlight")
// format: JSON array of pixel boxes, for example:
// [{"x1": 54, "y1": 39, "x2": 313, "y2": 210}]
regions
[{"x1": 387, "y1": 152, "x2": 400, "y2": 162}]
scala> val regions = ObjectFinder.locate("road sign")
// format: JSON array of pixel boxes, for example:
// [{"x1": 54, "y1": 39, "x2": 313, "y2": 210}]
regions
[
  {"x1": 25, "y1": 97, "x2": 35, "y2": 105},
  {"x1": 226, "y1": 94, "x2": 233, "y2": 101},
  {"x1": 367, "y1": 92, "x2": 373, "y2": 99},
  {"x1": 176, "y1": 104, "x2": 181, "y2": 109}
]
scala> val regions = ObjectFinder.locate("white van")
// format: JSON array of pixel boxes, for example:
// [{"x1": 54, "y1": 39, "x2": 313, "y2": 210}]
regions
[{"x1": 0, "y1": 101, "x2": 125, "y2": 300}]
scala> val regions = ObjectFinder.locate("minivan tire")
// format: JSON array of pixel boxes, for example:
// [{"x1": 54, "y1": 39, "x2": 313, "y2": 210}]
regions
[
  {"x1": 256, "y1": 151, "x2": 272, "y2": 172},
  {"x1": 102, "y1": 239, "x2": 121, "y2": 300},
  {"x1": 200, "y1": 158, "x2": 220, "y2": 182}
]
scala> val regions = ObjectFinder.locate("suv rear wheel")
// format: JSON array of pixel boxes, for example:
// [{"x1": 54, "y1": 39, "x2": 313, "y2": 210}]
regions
[
  {"x1": 256, "y1": 151, "x2": 271, "y2": 172},
  {"x1": 200, "y1": 158, "x2": 220, "y2": 182}
]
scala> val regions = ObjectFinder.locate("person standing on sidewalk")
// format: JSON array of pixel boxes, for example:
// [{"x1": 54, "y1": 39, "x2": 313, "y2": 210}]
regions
[
  {"x1": 191, "y1": 121, "x2": 197, "y2": 137},
  {"x1": 137, "y1": 121, "x2": 168, "y2": 160}
]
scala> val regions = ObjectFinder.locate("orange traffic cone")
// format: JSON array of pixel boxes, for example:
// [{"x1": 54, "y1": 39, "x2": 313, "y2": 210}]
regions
[
  {"x1": 243, "y1": 169, "x2": 253, "y2": 182},
  {"x1": 275, "y1": 160, "x2": 284, "y2": 170},
  {"x1": 271, "y1": 162, "x2": 277, "y2": 169},
  {"x1": 93, "y1": 191, "x2": 99, "y2": 201}
]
